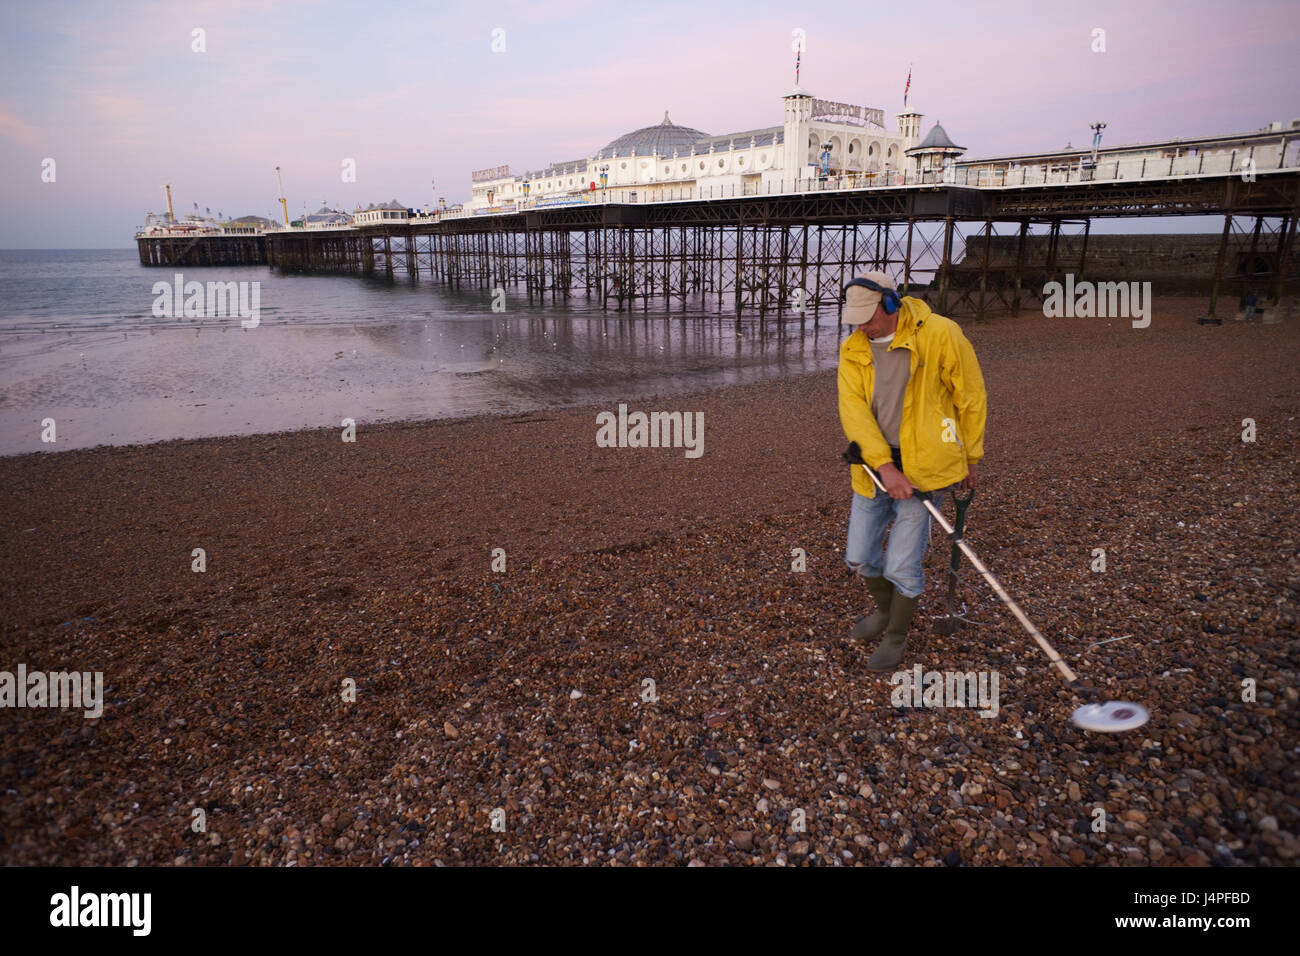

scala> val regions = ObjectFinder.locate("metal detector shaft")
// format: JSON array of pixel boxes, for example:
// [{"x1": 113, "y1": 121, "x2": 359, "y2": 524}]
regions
[{"x1": 847, "y1": 448, "x2": 1078, "y2": 685}]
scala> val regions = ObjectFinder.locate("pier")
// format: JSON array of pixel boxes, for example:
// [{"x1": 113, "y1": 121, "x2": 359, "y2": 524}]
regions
[{"x1": 136, "y1": 160, "x2": 1300, "y2": 322}]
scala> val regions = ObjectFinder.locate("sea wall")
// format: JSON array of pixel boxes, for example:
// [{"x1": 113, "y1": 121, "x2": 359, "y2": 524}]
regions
[{"x1": 961, "y1": 233, "x2": 1300, "y2": 295}]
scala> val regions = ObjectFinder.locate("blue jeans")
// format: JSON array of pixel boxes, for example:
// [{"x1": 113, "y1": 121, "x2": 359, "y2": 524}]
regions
[{"x1": 844, "y1": 488, "x2": 946, "y2": 598}]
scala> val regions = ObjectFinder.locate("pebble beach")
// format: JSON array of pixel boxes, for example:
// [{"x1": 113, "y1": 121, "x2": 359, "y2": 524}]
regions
[{"x1": 1, "y1": 297, "x2": 1296, "y2": 866}]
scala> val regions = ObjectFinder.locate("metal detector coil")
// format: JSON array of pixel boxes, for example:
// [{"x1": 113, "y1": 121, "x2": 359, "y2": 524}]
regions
[{"x1": 1071, "y1": 701, "x2": 1151, "y2": 733}]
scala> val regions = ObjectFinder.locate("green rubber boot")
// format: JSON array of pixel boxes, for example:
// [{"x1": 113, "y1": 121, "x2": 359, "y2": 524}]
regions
[
  {"x1": 851, "y1": 576, "x2": 894, "y2": 641},
  {"x1": 866, "y1": 592, "x2": 919, "y2": 672}
]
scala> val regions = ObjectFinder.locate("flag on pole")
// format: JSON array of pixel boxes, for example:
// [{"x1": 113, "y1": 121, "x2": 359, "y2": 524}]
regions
[
  {"x1": 903, "y1": 66, "x2": 911, "y2": 108},
  {"x1": 795, "y1": 47, "x2": 801, "y2": 86}
]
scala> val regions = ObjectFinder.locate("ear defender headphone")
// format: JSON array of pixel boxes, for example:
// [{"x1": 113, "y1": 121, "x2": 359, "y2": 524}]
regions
[{"x1": 842, "y1": 277, "x2": 901, "y2": 315}]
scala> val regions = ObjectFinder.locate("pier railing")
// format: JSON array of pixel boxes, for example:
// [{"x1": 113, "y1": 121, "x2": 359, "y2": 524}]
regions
[{"x1": 688, "y1": 150, "x2": 1298, "y2": 200}]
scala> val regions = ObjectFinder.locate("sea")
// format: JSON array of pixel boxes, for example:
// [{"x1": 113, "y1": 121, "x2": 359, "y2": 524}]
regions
[{"x1": 0, "y1": 249, "x2": 842, "y2": 455}]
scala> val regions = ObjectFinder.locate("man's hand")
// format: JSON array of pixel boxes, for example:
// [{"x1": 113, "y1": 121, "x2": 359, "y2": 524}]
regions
[
  {"x1": 878, "y1": 462, "x2": 916, "y2": 500},
  {"x1": 959, "y1": 462, "x2": 979, "y2": 491}
]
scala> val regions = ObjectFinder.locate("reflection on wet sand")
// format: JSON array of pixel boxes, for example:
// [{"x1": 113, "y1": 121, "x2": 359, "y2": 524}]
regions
[{"x1": 1, "y1": 253, "x2": 842, "y2": 455}]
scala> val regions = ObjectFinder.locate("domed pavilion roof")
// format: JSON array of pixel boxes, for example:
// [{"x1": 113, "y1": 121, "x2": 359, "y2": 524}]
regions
[{"x1": 597, "y1": 111, "x2": 710, "y2": 157}]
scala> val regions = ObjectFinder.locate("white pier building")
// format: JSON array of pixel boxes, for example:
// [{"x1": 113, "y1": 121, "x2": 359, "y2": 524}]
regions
[{"x1": 467, "y1": 86, "x2": 940, "y2": 210}]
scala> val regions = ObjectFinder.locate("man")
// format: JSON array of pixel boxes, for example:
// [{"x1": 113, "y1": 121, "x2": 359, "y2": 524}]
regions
[{"x1": 837, "y1": 271, "x2": 987, "y2": 671}]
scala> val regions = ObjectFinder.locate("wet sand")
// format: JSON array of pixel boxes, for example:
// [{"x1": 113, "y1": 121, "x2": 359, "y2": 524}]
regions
[
  {"x1": 1, "y1": 297, "x2": 1297, "y2": 866},
  {"x1": 0, "y1": 307, "x2": 838, "y2": 455}
]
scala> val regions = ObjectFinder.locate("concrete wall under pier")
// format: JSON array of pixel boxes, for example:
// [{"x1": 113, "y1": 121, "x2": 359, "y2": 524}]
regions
[{"x1": 962, "y1": 233, "x2": 1300, "y2": 295}]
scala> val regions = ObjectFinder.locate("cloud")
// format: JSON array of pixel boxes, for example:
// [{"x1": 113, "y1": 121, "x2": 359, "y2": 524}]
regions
[{"x1": 0, "y1": 104, "x2": 41, "y2": 148}]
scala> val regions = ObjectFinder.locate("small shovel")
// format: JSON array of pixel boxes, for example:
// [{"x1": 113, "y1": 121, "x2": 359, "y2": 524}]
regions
[{"x1": 934, "y1": 488, "x2": 976, "y2": 635}]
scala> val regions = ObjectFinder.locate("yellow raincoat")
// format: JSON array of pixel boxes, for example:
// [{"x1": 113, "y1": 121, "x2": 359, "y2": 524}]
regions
[{"x1": 838, "y1": 296, "x2": 987, "y2": 498}]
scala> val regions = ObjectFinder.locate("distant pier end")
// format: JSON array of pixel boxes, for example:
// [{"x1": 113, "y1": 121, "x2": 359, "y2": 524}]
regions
[{"x1": 137, "y1": 233, "x2": 267, "y2": 267}]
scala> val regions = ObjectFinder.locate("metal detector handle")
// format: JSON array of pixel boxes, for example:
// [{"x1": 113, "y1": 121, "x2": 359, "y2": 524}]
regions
[
  {"x1": 840, "y1": 442, "x2": 933, "y2": 502},
  {"x1": 842, "y1": 441, "x2": 960, "y2": 534}
]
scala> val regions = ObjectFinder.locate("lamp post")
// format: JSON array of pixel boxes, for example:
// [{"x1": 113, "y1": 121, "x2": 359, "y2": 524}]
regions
[
  {"x1": 1089, "y1": 122, "x2": 1107, "y2": 166},
  {"x1": 1081, "y1": 122, "x2": 1107, "y2": 181},
  {"x1": 522, "y1": 180, "x2": 530, "y2": 207},
  {"x1": 599, "y1": 164, "x2": 609, "y2": 196},
  {"x1": 819, "y1": 143, "x2": 832, "y2": 182}
]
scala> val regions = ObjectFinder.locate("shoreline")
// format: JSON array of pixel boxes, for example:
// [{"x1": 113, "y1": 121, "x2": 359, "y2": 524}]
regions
[
  {"x1": 0, "y1": 361, "x2": 839, "y2": 463},
  {"x1": 0, "y1": 291, "x2": 1268, "y2": 461}
]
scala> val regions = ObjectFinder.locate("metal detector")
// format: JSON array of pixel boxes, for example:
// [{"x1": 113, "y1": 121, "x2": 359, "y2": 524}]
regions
[{"x1": 841, "y1": 441, "x2": 1149, "y2": 733}]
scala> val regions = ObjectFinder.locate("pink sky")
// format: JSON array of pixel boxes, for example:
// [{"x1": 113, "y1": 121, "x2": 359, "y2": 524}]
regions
[{"x1": 1, "y1": 0, "x2": 1297, "y2": 247}]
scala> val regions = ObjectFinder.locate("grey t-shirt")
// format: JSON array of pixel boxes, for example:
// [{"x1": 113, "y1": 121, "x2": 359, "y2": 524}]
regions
[{"x1": 869, "y1": 332, "x2": 911, "y2": 447}]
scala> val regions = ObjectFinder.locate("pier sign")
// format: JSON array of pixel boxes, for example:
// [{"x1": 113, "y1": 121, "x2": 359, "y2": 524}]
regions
[
  {"x1": 472, "y1": 164, "x2": 512, "y2": 183},
  {"x1": 811, "y1": 99, "x2": 885, "y2": 128}
]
